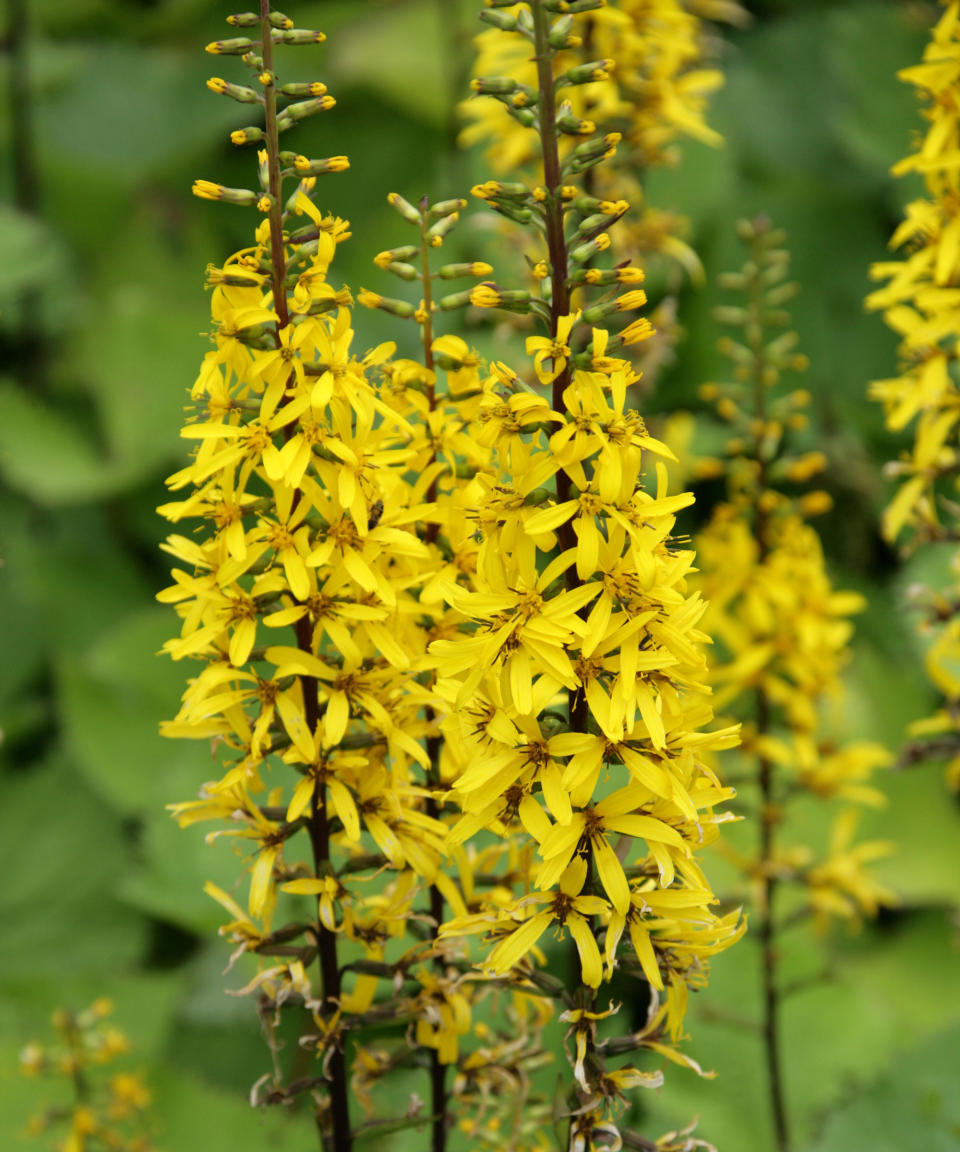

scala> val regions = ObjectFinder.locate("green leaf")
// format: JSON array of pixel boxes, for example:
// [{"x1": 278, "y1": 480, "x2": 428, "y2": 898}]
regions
[
  {"x1": 805, "y1": 1025, "x2": 960, "y2": 1151},
  {"x1": 332, "y1": 0, "x2": 448, "y2": 125},
  {"x1": 655, "y1": 910, "x2": 960, "y2": 1151},
  {"x1": 0, "y1": 381, "x2": 128, "y2": 504},
  {"x1": 0, "y1": 757, "x2": 146, "y2": 979},
  {"x1": 71, "y1": 209, "x2": 211, "y2": 479},
  {"x1": 57, "y1": 606, "x2": 211, "y2": 815},
  {"x1": 827, "y1": 3, "x2": 932, "y2": 180},
  {"x1": 36, "y1": 45, "x2": 240, "y2": 181},
  {"x1": 0, "y1": 205, "x2": 64, "y2": 302}
]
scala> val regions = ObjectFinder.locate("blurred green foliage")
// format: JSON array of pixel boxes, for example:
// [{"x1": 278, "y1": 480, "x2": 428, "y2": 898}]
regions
[{"x1": 1, "y1": 1, "x2": 959, "y2": 1150}]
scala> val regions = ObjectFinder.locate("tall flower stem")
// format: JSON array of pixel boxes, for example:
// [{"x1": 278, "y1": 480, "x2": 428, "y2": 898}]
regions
[
  {"x1": 531, "y1": 2, "x2": 583, "y2": 727},
  {"x1": 418, "y1": 206, "x2": 449, "y2": 1152},
  {"x1": 745, "y1": 228, "x2": 789, "y2": 1152},
  {"x1": 259, "y1": 5, "x2": 350, "y2": 1150},
  {"x1": 531, "y1": 0, "x2": 598, "y2": 1133}
]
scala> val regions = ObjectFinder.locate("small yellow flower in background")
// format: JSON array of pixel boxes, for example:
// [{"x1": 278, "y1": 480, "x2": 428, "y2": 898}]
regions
[
  {"x1": 20, "y1": 1002, "x2": 155, "y2": 1152},
  {"x1": 692, "y1": 216, "x2": 894, "y2": 1150}
]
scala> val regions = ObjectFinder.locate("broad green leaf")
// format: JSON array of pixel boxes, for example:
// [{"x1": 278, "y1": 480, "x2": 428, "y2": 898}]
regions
[
  {"x1": 57, "y1": 607, "x2": 210, "y2": 815},
  {"x1": 805, "y1": 1025, "x2": 960, "y2": 1152},
  {"x1": 0, "y1": 382, "x2": 128, "y2": 504},
  {"x1": 0, "y1": 757, "x2": 146, "y2": 978},
  {"x1": 0, "y1": 206, "x2": 64, "y2": 302}
]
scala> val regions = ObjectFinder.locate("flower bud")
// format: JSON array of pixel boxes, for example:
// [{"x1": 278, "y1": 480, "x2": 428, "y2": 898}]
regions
[
  {"x1": 356, "y1": 289, "x2": 416, "y2": 318},
  {"x1": 231, "y1": 126, "x2": 265, "y2": 146},
  {"x1": 291, "y1": 155, "x2": 350, "y2": 176},
  {"x1": 374, "y1": 246, "x2": 418, "y2": 269},
  {"x1": 429, "y1": 198, "x2": 467, "y2": 218},
  {"x1": 387, "y1": 192, "x2": 422, "y2": 225},
  {"x1": 469, "y1": 285, "x2": 531, "y2": 312},
  {"x1": 280, "y1": 81, "x2": 328, "y2": 97},
  {"x1": 206, "y1": 77, "x2": 261, "y2": 103},
  {"x1": 192, "y1": 180, "x2": 259, "y2": 206},
  {"x1": 564, "y1": 58, "x2": 614, "y2": 84},
  {"x1": 271, "y1": 27, "x2": 326, "y2": 44},
  {"x1": 479, "y1": 10, "x2": 518, "y2": 30},
  {"x1": 548, "y1": 14, "x2": 575, "y2": 48},
  {"x1": 471, "y1": 180, "x2": 530, "y2": 201},
  {"x1": 269, "y1": 10, "x2": 294, "y2": 28},
  {"x1": 570, "y1": 232, "x2": 611, "y2": 264},
  {"x1": 438, "y1": 262, "x2": 493, "y2": 279},
  {"x1": 471, "y1": 76, "x2": 518, "y2": 95},
  {"x1": 438, "y1": 290, "x2": 473, "y2": 311},
  {"x1": 426, "y1": 213, "x2": 459, "y2": 243},
  {"x1": 384, "y1": 262, "x2": 419, "y2": 282},
  {"x1": 276, "y1": 95, "x2": 335, "y2": 130},
  {"x1": 508, "y1": 106, "x2": 538, "y2": 127},
  {"x1": 556, "y1": 103, "x2": 594, "y2": 136},
  {"x1": 563, "y1": 132, "x2": 621, "y2": 174},
  {"x1": 205, "y1": 37, "x2": 255, "y2": 55},
  {"x1": 226, "y1": 13, "x2": 259, "y2": 27}
]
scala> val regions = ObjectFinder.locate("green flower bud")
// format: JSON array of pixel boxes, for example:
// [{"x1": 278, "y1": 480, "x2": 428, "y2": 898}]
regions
[
  {"x1": 548, "y1": 14, "x2": 575, "y2": 48},
  {"x1": 438, "y1": 290, "x2": 473, "y2": 311},
  {"x1": 429, "y1": 198, "x2": 467, "y2": 218},
  {"x1": 387, "y1": 192, "x2": 422, "y2": 226},
  {"x1": 279, "y1": 81, "x2": 328, "y2": 97},
  {"x1": 205, "y1": 37, "x2": 254, "y2": 55},
  {"x1": 471, "y1": 76, "x2": 518, "y2": 95},
  {"x1": 206, "y1": 77, "x2": 261, "y2": 103},
  {"x1": 276, "y1": 95, "x2": 336, "y2": 130},
  {"x1": 384, "y1": 262, "x2": 419, "y2": 282},
  {"x1": 271, "y1": 28, "x2": 326, "y2": 45},
  {"x1": 426, "y1": 214, "x2": 459, "y2": 243},
  {"x1": 230, "y1": 126, "x2": 265, "y2": 146},
  {"x1": 564, "y1": 59, "x2": 614, "y2": 84},
  {"x1": 479, "y1": 10, "x2": 518, "y2": 30},
  {"x1": 356, "y1": 289, "x2": 416, "y2": 318}
]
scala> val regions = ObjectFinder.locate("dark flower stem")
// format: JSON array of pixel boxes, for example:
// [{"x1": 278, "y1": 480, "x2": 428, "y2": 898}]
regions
[
  {"x1": 259, "y1": 5, "x2": 351, "y2": 1151},
  {"x1": 746, "y1": 228, "x2": 790, "y2": 1152}
]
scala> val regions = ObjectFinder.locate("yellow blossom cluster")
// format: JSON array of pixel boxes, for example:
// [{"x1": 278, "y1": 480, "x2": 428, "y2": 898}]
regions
[
  {"x1": 161, "y1": 5, "x2": 745, "y2": 1151},
  {"x1": 417, "y1": 4, "x2": 745, "y2": 1149},
  {"x1": 867, "y1": 0, "x2": 960, "y2": 786},
  {"x1": 20, "y1": 1000, "x2": 153, "y2": 1152},
  {"x1": 691, "y1": 217, "x2": 892, "y2": 1150},
  {"x1": 160, "y1": 12, "x2": 567, "y2": 1149},
  {"x1": 696, "y1": 218, "x2": 893, "y2": 931}
]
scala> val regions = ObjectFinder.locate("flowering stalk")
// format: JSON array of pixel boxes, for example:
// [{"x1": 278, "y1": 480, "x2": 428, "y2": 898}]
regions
[
  {"x1": 20, "y1": 1000, "x2": 153, "y2": 1152},
  {"x1": 359, "y1": 188, "x2": 496, "y2": 1152},
  {"x1": 867, "y1": 1, "x2": 960, "y2": 787},
  {"x1": 462, "y1": 0, "x2": 748, "y2": 390},
  {"x1": 162, "y1": 9, "x2": 478, "y2": 1152},
  {"x1": 694, "y1": 217, "x2": 895, "y2": 1151},
  {"x1": 431, "y1": 3, "x2": 743, "y2": 1150}
]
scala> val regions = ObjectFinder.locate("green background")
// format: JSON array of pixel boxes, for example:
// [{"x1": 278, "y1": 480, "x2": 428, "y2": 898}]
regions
[{"x1": 1, "y1": 1, "x2": 959, "y2": 1149}]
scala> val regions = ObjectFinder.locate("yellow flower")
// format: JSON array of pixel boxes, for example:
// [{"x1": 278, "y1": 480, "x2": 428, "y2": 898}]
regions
[
  {"x1": 484, "y1": 858, "x2": 609, "y2": 988},
  {"x1": 525, "y1": 311, "x2": 580, "y2": 384}
]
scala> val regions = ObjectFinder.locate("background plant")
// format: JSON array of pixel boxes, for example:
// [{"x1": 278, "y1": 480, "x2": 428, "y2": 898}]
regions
[
  {"x1": 19, "y1": 999, "x2": 154, "y2": 1152},
  {"x1": 690, "y1": 216, "x2": 895, "y2": 1152},
  {"x1": 2, "y1": 2, "x2": 960, "y2": 1152}
]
